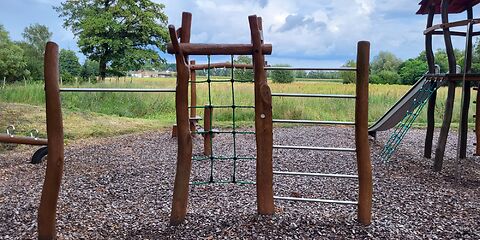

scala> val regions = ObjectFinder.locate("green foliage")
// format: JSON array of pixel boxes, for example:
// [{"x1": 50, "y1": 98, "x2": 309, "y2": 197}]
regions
[
  {"x1": 295, "y1": 70, "x2": 307, "y2": 78},
  {"x1": 370, "y1": 70, "x2": 401, "y2": 85},
  {"x1": 233, "y1": 56, "x2": 253, "y2": 81},
  {"x1": 371, "y1": 51, "x2": 402, "y2": 73},
  {"x1": 0, "y1": 25, "x2": 28, "y2": 82},
  {"x1": 18, "y1": 24, "x2": 52, "y2": 80},
  {"x1": 60, "y1": 49, "x2": 81, "y2": 82},
  {"x1": 341, "y1": 60, "x2": 356, "y2": 84},
  {"x1": 55, "y1": 0, "x2": 169, "y2": 79},
  {"x1": 271, "y1": 64, "x2": 294, "y2": 83},
  {"x1": 398, "y1": 58, "x2": 427, "y2": 85},
  {"x1": 81, "y1": 59, "x2": 99, "y2": 81}
]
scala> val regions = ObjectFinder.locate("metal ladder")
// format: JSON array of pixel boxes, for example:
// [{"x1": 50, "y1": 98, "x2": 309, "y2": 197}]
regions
[{"x1": 271, "y1": 92, "x2": 359, "y2": 206}]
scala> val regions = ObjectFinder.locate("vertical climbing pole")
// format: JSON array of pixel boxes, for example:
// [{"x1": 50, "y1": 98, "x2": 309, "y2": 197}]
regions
[
  {"x1": 355, "y1": 41, "x2": 372, "y2": 225},
  {"x1": 38, "y1": 42, "x2": 65, "y2": 240},
  {"x1": 190, "y1": 60, "x2": 197, "y2": 133},
  {"x1": 424, "y1": 4, "x2": 437, "y2": 159},
  {"x1": 434, "y1": 0, "x2": 456, "y2": 171},
  {"x1": 249, "y1": 15, "x2": 274, "y2": 215},
  {"x1": 169, "y1": 12, "x2": 193, "y2": 226},
  {"x1": 459, "y1": 7, "x2": 474, "y2": 159}
]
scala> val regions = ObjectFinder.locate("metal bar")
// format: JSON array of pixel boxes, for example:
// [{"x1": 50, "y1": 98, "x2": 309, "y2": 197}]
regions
[
  {"x1": 274, "y1": 196, "x2": 358, "y2": 205},
  {"x1": 264, "y1": 67, "x2": 356, "y2": 71},
  {"x1": 189, "y1": 105, "x2": 255, "y2": 109},
  {"x1": 272, "y1": 119, "x2": 355, "y2": 125},
  {"x1": 273, "y1": 171, "x2": 358, "y2": 179},
  {"x1": 273, "y1": 145, "x2": 356, "y2": 152},
  {"x1": 271, "y1": 93, "x2": 356, "y2": 99},
  {"x1": 60, "y1": 88, "x2": 176, "y2": 93}
]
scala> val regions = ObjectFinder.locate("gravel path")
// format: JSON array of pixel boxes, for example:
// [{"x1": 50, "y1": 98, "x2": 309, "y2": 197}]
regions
[{"x1": 0, "y1": 126, "x2": 479, "y2": 239}]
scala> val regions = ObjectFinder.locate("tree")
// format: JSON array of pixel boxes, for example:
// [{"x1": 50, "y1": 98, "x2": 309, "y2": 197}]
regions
[
  {"x1": 271, "y1": 64, "x2": 294, "y2": 83},
  {"x1": 398, "y1": 58, "x2": 428, "y2": 85},
  {"x1": 233, "y1": 56, "x2": 253, "y2": 81},
  {"x1": 370, "y1": 70, "x2": 401, "y2": 85},
  {"x1": 295, "y1": 70, "x2": 307, "y2": 78},
  {"x1": 341, "y1": 60, "x2": 356, "y2": 84},
  {"x1": 371, "y1": 51, "x2": 403, "y2": 73},
  {"x1": 80, "y1": 59, "x2": 99, "y2": 81},
  {"x1": 59, "y1": 49, "x2": 81, "y2": 82},
  {"x1": 55, "y1": 0, "x2": 169, "y2": 80},
  {"x1": 19, "y1": 24, "x2": 52, "y2": 80},
  {"x1": 0, "y1": 25, "x2": 28, "y2": 82}
]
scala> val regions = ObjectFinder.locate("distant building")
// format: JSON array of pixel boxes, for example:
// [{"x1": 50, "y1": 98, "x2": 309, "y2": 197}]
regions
[{"x1": 129, "y1": 70, "x2": 175, "y2": 78}]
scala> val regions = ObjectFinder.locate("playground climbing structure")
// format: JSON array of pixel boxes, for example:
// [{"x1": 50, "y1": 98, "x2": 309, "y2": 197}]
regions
[{"x1": 168, "y1": 12, "x2": 372, "y2": 227}]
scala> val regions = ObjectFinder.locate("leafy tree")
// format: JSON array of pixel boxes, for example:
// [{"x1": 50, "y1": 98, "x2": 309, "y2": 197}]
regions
[
  {"x1": 370, "y1": 70, "x2": 401, "y2": 85},
  {"x1": 55, "y1": 0, "x2": 169, "y2": 80},
  {"x1": 371, "y1": 51, "x2": 402, "y2": 73},
  {"x1": 341, "y1": 60, "x2": 356, "y2": 84},
  {"x1": 233, "y1": 56, "x2": 253, "y2": 81},
  {"x1": 80, "y1": 59, "x2": 99, "y2": 81},
  {"x1": 271, "y1": 64, "x2": 294, "y2": 83},
  {"x1": 59, "y1": 49, "x2": 81, "y2": 82},
  {"x1": 295, "y1": 70, "x2": 307, "y2": 78},
  {"x1": 18, "y1": 24, "x2": 52, "y2": 80},
  {"x1": 398, "y1": 58, "x2": 428, "y2": 85},
  {"x1": 0, "y1": 25, "x2": 28, "y2": 82}
]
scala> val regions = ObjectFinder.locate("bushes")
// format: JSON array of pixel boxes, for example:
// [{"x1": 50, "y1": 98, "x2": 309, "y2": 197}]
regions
[
  {"x1": 370, "y1": 70, "x2": 401, "y2": 85},
  {"x1": 271, "y1": 64, "x2": 294, "y2": 83}
]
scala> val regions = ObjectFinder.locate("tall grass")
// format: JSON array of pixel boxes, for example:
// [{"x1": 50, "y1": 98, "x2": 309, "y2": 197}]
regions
[{"x1": 0, "y1": 78, "x2": 476, "y2": 127}]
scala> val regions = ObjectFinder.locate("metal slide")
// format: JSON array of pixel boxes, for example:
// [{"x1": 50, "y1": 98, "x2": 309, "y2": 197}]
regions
[{"x1": 368, "y1": 75, "x2": 440, "y2": 136}]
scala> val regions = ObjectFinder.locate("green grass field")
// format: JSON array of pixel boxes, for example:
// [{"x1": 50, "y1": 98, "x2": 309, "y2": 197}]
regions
[{"x1": 0, "y1": 77, "x2": 476, "y2": 140}]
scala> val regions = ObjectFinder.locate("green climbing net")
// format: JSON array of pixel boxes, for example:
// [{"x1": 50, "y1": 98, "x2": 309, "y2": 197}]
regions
[
  {"x1": 380, "y1": 78, "x2": 443, "y2": 162},
  {"x1": 190, "y1": 55, "x2": 256, "y2": 185}
]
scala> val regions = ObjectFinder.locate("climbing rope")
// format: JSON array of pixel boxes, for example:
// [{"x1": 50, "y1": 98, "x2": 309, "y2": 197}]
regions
[
  {"x1": 380, "y1": 79, "x2": 442, "y2": 162},
  {"x1": 190, "y1": 55, "x2": 256, "y2": 185}
]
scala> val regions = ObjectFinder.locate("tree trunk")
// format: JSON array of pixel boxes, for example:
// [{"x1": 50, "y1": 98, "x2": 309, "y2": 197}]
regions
[{"x1": 99, "y1": 57, "x2": 107, "y2": 80}]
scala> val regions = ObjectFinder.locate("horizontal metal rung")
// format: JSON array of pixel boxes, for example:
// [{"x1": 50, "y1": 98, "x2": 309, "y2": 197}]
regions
[
  {"x1": 60, "y1": 88, "x2": 176, "y2": 93},
  {"x1": 264, "y1": 67, "x2": 356, "y2": 72},
  {"x1": 271, "y1": 93, "x2": 356, "y2": 99},
  {"x1": 273, "y1": 145, "x2": 356, "y2": 152},
  {"x1": 273, "y1": 119, "x2": 355, "y2": 125},
  {"x1": 273, "y1": 171, "x2": 358, "y2": 179},
  {"x1": 274, "y1": 196, "x2": 358, "y2": 205}
]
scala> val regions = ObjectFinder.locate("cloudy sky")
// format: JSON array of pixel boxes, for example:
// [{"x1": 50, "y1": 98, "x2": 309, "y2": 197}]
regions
[{"x1": 1, "y1": 0, "x2": 479, "y2": 67}]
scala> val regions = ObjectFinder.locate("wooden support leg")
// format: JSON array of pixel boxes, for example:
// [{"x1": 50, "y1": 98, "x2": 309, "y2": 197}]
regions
[
  {"x1": 424, "y1": 90, "x2": 437, "y2": 158},
  {"x1": 476, "y1": 85, "x2": 480, "y2": 155},
  {"x1": 38, "y1": 42, "x2": 65, "y2": 240},
  {"x1": 459, "y1": 81, "x2": 470, "y2": 159},
  {"x1": 203, "y1": 106, "x2": 212, "y2": 156},
  {"x1": 434, "y1": 82, "x2": 456, "y2": 171}
]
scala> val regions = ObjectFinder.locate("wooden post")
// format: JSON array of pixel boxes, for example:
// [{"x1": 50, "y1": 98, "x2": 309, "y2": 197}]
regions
[
  {"x1": 459, "y1": 8, "x2": 474, "y2": 159},
  {"x1": 169, "y1": 12, "x2": 193, "y2": 226},
  {"x1": 476, "y1": 86, "x2": 480, "y2": 155},
  {"x1": 203, "y1": 106, "x2": 212, "y2": 156},
  {"x1": 355, "y1": 41, "x2": 372, "y2": 225},
  {"x1": 38, "y1": 42, "x2": 65, "y2": 240},
  {"x1": 249, "y1": 15, "x2": 274, "y2": 215},
  {"x1": 190, "y1": 60, "x2": 197, "y2": 133},
  {"x1": 434, "y1": 0, "x2": 456, "y2": 171},
  {"x1": 424, "y1": 5, "x2": 436, "y2": 159}
]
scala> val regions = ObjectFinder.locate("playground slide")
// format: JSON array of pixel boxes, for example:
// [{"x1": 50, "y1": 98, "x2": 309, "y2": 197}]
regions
[{"x1": 368, "y1": 76, "x2": 439, "y2": 136}]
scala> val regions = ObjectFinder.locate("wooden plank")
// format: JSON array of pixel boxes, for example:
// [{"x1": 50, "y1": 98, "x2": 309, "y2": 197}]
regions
[
  {"x1": 424, "y1": 18, "x2": 480, "y2": 35},
  {"x1": 0, "y1": 134, "x2": 47, "y2": 145},
  {"x1": 355, "y1": 41, "x2": 372, "y2": 225},
  {"x1": 38, "y1": 41, "x2": 65, "y2": 240},
  {"x1": 170, "y1": 12, "x2": 194, "y2": 226},
  {"x1": 167, "y1": 43, "x2": 273, "y2": 55},
  {"x1": 250, "y1": 15, "x2": 274, "y2": 215}
]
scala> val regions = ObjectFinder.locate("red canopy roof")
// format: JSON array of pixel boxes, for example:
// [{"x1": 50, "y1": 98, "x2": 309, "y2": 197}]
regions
[{"x1": 417, "y1": 0, "x2": 480, "y2": 14}]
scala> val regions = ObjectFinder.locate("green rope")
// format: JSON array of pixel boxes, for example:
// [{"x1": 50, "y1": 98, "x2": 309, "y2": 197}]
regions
[
  {"x1": 190, "y1": 55, "x2": 256, "y2": 185},
  {"x1": 380, "y1": 80, "x2": 441, "y2": 162}
]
